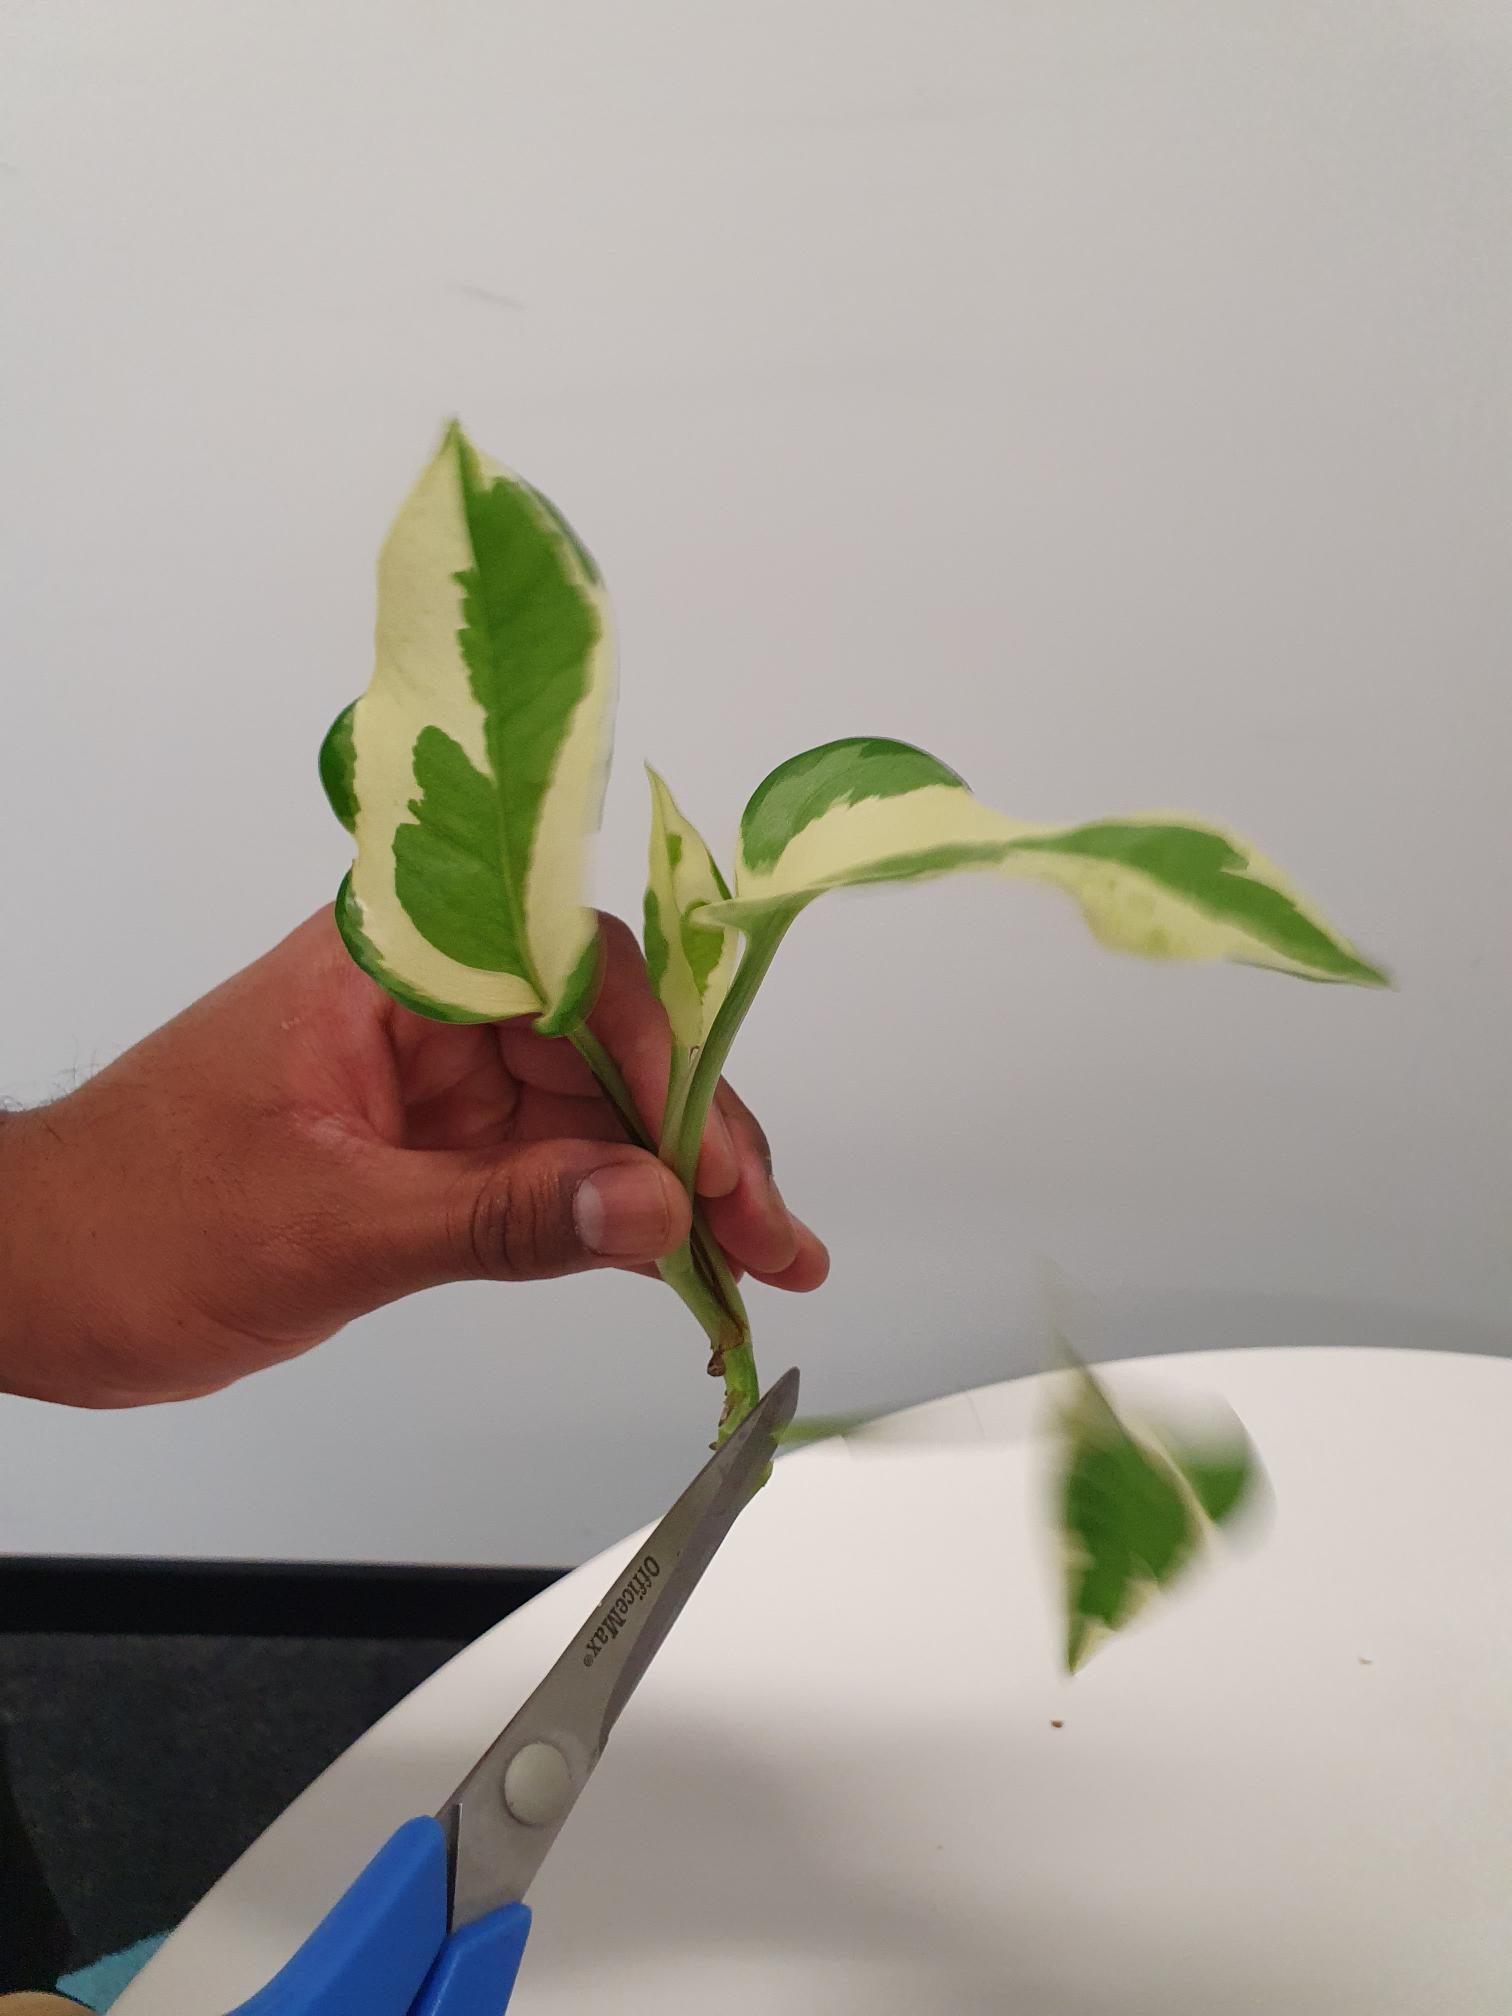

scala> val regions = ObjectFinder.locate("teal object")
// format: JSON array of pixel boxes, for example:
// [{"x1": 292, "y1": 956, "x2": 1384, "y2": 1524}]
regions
[{"x1": 57, "y1": 1931, "x2": 169, "y2": 2010}]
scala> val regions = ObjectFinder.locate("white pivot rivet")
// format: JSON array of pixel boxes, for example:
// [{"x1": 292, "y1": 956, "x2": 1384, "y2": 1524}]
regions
[{"x1": 502, "y1": 1742, "x2": 573, "y2": 1827}]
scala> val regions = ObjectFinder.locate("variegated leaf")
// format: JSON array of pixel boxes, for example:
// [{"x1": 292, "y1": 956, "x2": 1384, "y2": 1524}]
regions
[
  {"x1": 321, "y1": 423, "x2": 615, "y2": 1031},
  {"x1": 696, "y1": 738, "x2": 1386, "y2": 986},
  {"x1": 642, "y1": 767, "x2": 739, "y2": 1050},
  {"x1": 1057, "y1": 1362, "x2": 1264, "y2": 1673}
]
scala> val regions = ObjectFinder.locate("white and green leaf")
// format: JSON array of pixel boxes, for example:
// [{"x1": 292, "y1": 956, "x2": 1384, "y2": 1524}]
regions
[
  {"x1": 1056, "y1": 1362, "x2": 1263, "y2": 1673},
  {"x1": 696, "y1": 737, "x2": 1387, "y2": 987},
  {"x1": 642, "y1": 767, "x2": 739, "y2": 1051},
  {"x1": 320, "y1": 422, "x2": 615, "y2": 1031}
]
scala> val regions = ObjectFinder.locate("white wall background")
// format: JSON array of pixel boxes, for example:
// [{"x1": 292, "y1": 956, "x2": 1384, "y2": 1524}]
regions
[{"x1": 2, "y1": 0, "x2": 1507, "y2": 1565}]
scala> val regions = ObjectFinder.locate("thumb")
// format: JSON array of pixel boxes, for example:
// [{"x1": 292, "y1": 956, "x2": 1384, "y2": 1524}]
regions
[{"x1": 349, "y1": 1137, "x2": 693, "y2": 1296}]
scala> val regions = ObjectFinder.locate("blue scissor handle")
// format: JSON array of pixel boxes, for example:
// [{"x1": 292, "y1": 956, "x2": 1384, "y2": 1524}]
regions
[
  {"x1": 226, "y1": 1816, "x2": 532, "y2": 2016},
  {"x1": 411, "y1": 1901, "x2": 532, "y2": 2016}
]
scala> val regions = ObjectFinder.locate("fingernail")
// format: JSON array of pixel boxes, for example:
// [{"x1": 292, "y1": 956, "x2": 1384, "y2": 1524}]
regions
[{"x1": 574, "y1": 1165, "x2": 676, "y2": 1258}]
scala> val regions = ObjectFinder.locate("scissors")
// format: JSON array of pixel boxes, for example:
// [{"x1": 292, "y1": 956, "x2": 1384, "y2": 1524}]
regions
[{"x1": 214, "y1": 1367, "x2": 799, "y2": 2016}]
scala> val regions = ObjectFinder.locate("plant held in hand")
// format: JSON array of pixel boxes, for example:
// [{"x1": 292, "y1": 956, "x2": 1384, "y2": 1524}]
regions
[{"x1": 322, "y1": 422, "x2": 1385, "y2": 1662}]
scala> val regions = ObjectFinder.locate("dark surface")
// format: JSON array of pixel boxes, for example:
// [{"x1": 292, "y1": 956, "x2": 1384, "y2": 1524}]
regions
[
  {"x1": 0, "y1": 1558, "x2": 562, "y2": 1639},
  {"x1": 0, "y1": 1632, "x2": 468, "y2": 1980},
  {"x1": 0, "y1": 1561, "x2": 567, "y2": 1987},
  {"x1": 0, "y1": 1719, "x2": 71, "y2": 1990}
]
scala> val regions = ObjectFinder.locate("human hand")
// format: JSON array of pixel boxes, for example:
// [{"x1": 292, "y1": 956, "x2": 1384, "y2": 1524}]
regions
[{"x1": 0, "y1": 909, "x2": 826, "y2": 1406}]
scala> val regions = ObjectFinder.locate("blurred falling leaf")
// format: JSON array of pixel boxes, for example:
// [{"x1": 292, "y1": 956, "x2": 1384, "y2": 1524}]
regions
[
  {"x1": 1044, "y1": 1262, "x2": 1265, "y2": 1674},
  {"x1": 1059, "y1": 1371, "x2": 1203, "y2": 1672}
]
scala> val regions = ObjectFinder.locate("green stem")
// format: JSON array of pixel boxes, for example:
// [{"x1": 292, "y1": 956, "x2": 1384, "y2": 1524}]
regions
[
  {"x1": 570, "y1": 1025, "x2": 646, "y2": 1144},
  {"x1": 653, "y1": 911, "x2": 800, "y2": 1441},
  {"x1": 695, "y1": 1234, "x2": 758, "y2": 1437},
  {"x1": 659, "y1": 1042, "x2": 697, "y2": 1158},
  {"x1": 571, "y1": 910, "x2": 797, "y2": 1440},
  {"x1": 571, "y1": 1023, "x2": 755, "y2": 1430},
  {"x1": 671, "y1": 912, "x2": 800, "y2": 1197}
]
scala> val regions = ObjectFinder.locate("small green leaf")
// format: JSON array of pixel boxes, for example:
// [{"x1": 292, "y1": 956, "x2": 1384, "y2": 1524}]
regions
[
  {"x1": 324, "y1": 422, "x2": 615, "y2": 1029},
  {"x1": 1055, "y1": 1362, "x2": 1264, "y2": 1673},
  {"x1": 697, "y1": 735, "x2": 1387, "y2": 988},
  {"x1": 642, "y1": 767, "x2": 739, "y2": 1050},
  {"x1": 1059, "y1": 1380, "x2": 1200, "y2": 1673}
]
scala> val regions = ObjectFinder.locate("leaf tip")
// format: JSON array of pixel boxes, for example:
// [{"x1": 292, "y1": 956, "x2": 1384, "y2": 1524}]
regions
[
  {"x1": 1065, "y1": 1619, "x2": 1096, "y2": 1675},
  {"x1": 437, "y1": 416, "x2": 480, "y2": 489}
]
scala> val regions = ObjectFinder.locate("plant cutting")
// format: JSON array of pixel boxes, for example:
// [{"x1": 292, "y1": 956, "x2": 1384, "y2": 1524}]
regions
[
  {"x1": 320, "y1": 423, "x2": 1385, "y2": 1666},
  {"x1": 1038, "y1": 1262, "x2": 1272, "y2": 1672}
]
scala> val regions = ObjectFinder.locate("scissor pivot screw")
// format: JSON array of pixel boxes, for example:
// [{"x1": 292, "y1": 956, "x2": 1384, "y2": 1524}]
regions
[{"x1": 503, "y1": 1741, "x2": 574, "y2": 1828}]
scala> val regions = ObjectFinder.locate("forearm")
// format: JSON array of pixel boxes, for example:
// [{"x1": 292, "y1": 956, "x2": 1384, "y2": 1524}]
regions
[
  {"x1": 0, "y1": 1107, "x2": 59, "y2": 1402},
  {"x1": 0, "y1": 1095, "x2": 181, "y2": 1409}
]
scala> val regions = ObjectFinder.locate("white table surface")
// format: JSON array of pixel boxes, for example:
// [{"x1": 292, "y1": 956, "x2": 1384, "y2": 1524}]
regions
[{"x1": 118, "y1": 1347, "x2": 1512, "y2": 2015}]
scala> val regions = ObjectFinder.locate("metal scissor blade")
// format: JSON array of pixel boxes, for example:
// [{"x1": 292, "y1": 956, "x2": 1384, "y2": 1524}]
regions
[
  {"x1": 597, "y1": 1371, "x2": 799, "y2": 1741},
  {"x1": 438, "y1": 1368, "x2": 799, "y2": 1928}
]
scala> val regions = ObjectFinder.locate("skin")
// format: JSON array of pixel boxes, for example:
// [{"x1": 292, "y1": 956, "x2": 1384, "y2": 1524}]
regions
[{"x1": 0, "y1": 909, "x2": 826, "y2": 1408}]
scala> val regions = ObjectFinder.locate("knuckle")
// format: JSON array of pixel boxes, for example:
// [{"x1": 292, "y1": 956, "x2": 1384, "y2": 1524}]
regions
[
  {"x1": 462, "y1": 1181, "x2": 513, "y2": 1280},
  {"x1": 462, "y1": 1158, "x2": 571, "y2": 1281}
]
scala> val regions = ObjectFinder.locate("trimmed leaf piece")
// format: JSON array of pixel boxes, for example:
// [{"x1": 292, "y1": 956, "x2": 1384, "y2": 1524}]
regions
[
  {"x1": 698, "y1": 737, "x2": 1386, "y2": 987},
  {"x1": 642, "y1": 767, "x2": 739, "y2": 1049},
  {"x1": 1059, "y1": 1371, "x2": 1200, "y2": 1673},
  {"x1": 322, "y1": 422, "x2": 615, "y2": 1031},
  {"x1": 1056, "y1": 1365, "x2": 1263, "y2": 1672}
]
